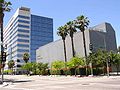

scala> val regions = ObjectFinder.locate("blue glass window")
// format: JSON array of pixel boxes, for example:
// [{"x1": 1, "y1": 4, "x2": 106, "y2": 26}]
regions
[
  {"x1": 18, "y1": 20, "x2": 30, "y2": 24},
  {"x1": 17, "y1": 39, "x2": 29, "y2": 43},
  {"x1": 17, "y1": 54, "x2": 23, "y2": 57},
  {"x1": 18, "y1": 34, "x2": 29, "y2": 38},
  {"x1": 17, "y1": 44, "x2": 29, "y2": 47},
  {"x1": 18, "y1": 15, "x2": 30, "y2": 19},
  {"x1": 18, "y1": 24, "x2": 29, "y2": 28},
  {"x1": 18, "y1": 29, "x2": 29, "y2": 33},
  {"x1": 17, "y1": 49, "x2": 29, "y2": 52}
]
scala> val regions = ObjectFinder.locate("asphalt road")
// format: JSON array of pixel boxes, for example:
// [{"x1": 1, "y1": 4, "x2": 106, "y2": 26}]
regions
[{"x1": 0, "y1": 75, "x2": 120, "y2": 90}]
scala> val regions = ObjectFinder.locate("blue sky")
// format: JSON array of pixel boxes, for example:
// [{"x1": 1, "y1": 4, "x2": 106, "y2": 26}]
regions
[{"x1": 4, "y1": 0, "x2": 120, "y2": 47}]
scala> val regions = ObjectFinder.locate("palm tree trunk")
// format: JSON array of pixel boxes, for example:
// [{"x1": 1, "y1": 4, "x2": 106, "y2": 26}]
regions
[
  {"x1": 70, "y1": 36, "x2": 75, "y2": 57},
  {"x1": 63, "y1": 40, "x2": 67, "y2": 62},
  {"x1": 62, "y1": 39, "x2": 67, "y2": 76},
  {"x1": 82, "y1": 31, "x2": 88, "y2": 76},
  {"x1": 0, "y1": 12, "x2": 4, "y2": 83}
]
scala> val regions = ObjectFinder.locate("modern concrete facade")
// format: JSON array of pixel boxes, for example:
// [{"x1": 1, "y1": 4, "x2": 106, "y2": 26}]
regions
[
  {"x1": 4, "y1": 7, "x2": 53, "y2": 69},
  {"x1": 36, "y1": 22, "x2": 117, "y2": 65}
]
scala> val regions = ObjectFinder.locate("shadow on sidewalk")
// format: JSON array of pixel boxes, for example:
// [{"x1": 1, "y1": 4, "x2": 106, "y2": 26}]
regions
[
  {"x1": 0, "y1": 78, "x2": 33, "y2": 84},
  {"x1": 12, "y1": 80, "x2": 33, "y2": 83}
]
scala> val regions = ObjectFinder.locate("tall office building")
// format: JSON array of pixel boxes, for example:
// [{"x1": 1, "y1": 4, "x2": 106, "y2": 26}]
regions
[{"x1": 4, "y1": 7, "x2": 53, "y2": 69}]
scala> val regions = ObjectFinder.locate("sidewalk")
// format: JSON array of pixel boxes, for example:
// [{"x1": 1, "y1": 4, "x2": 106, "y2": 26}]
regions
[{"x1": 0, "y1": 75, "x2": 120, "y2": 90}]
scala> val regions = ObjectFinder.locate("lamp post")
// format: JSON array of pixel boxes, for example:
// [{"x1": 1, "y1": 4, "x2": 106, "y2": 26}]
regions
[
  {"x1": 106, "y1": 55, "x2": 110, "y2": 77},
  {"x1": 89, "y1": 43, "x2": 93, "y2": 76},
  {"x1": 89, "y1": 28, "x2": 108, "y2": 76},
  {"x1": 106, "y1": 59, "x2": 109, "y2": 77}
]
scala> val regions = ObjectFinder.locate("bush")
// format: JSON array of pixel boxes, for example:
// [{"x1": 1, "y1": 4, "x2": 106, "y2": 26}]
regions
[
  {"x1": 4, "y1": 70, "x2": 13, "y2": 75},
  {"x1": 50, "y1": 69, "x2": 61, "y2": 75},
  {"x1": 93, "y1": 68, "x2": 103, "y2": 75}
]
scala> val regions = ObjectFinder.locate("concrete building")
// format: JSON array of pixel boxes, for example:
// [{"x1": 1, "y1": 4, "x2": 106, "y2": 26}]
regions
[
  {"x1": 4, "y1": 7, "x2": 53, "y2": 69},
  {"x1": 36, "y1": 22, "x2": 117, "y2": 64}
]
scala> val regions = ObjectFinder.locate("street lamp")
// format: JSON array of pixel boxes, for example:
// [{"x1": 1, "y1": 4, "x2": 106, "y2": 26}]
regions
[
  {"x1": 89, "y1": 28, "x2": 108, "y2": 76},
  {"x1": 106, "y1": 55, "x2": 111, "y2": 77},
  {"x1": 89, "y1": 43, "x2": 93, "y2": 76}
]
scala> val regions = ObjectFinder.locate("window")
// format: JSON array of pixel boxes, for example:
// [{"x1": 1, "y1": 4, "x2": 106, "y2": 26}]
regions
[
  {"x1": 17, "y1": 39, "x2": 29, "y2": 43},
  {"x1": 18, "y1": 34, "x2": 29, "y2": 38},
  {"x1": 18, "y1": 24, "x2": 29, "y2": 28},
  {"x1": 18, "y1": 20, "x2": 30, "y2": 24},
  {"x1": 18, "y1": 29, "x2": 29, "y2": 33},
  {"x1": 18, "y1": 15, "x2": 30, "y2": 19},
  {"x1": 17, "y1": 44, "x2": 29, "y2": 48},
  {"x1": 17, "y1": 49, "x2": 29, "y2": 52}
]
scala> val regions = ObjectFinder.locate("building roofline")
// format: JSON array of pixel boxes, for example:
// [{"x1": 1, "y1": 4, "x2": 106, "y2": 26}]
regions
[{"x1": 31, "y1": 14, "x2": 53, "y2": 20}]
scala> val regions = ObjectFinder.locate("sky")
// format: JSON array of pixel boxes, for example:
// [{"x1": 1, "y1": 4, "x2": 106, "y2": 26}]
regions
[{"x1": 4, "y1": 0, "x2": 120, "y2": 47}]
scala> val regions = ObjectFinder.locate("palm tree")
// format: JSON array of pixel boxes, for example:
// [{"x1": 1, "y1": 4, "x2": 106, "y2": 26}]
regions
[
  {"x1": 110, "y1": 52, "x2": 120, "y2": 75},
  {"x1": 0, "y1": 0, "x2": 12, "y2": 83},
  {"x1": 57, "y1": 25, "x2": 68, "y2": 75},
  {"x1": 57, "y1": 25, "x2": 68, "y2": 63},
  {"x1": 7, "y1": 60, "x2": 15, "y2": 74},
  {"x1": 0, "y1": 0, "x2": 11, "y2": 62},
  {"x1": 66, "y1": 21, "x2": 77, "y2": 57},
  {"x1": 23, "y1": 53, "x2": 30, "y2": 63},
  {"x1": 75, "y1": 15, "x2": 90, "y2": 75}
]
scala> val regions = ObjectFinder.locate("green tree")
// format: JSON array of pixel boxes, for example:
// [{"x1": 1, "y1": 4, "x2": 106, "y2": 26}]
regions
[
  {"x1": 87, "y1": 50, "x2": 108, "y2": 75},
  {"x1": 57, "y1": 26, "x2": 68, "y2": 63},
  {"x1": 111, "y1": 53, "x2": 120, "y2": 75},
  {"x1": 21, "y1": 62, "x2": 32, "y2": 75},
  {"x1": 23, "y1": 53, "x2": 29, "y2": 63},
  {"x1": 57, "y1": 25, "x2": 68, "y2": 75},
  {"x1": 66, "y1": 21, "x2": 77, "y2": 57},
  {"x1": 37, "y1": 62, "x2": 43, "y2": 75},
  {"x1": 37, "y1": 62, "x2": 49, "y2": 75},
  {"x1": 51, "y1": 60, "x2": 65, "y2": 75},
  {"x1": 75, "y1": 15, "x2": 90, "y2": 75},
  {"x1": 7, "y1": 60, "x2": 15, "y2": 74},
  {"x1": 0, "y1": 0, "x2": 12, "y2": 79},
  {"x1": 31, "y1": 62, "x2": 37, "y2": 75},
  {"x1": 41, "y1": 63, "x2": 49, "y2": 75},
  {"x1": 67, "y1": 56, "x2": 85, "y2": 76}
]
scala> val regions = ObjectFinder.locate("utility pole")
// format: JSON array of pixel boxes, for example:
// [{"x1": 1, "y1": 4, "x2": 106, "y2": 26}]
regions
[
  {"x1": 89, "y1": 43, "x2": 93, "y2": 76},
  {"x1": 106, "y1": 55, "x2": 110, "y2": 77}
]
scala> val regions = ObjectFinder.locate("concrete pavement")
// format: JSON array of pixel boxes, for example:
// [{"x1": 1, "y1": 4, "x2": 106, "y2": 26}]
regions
[{"x1": 0, "y1": 75, "x2": 120, "y2": 90}]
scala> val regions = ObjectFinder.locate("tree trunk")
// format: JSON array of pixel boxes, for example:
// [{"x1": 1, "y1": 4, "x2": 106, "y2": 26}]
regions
[
  {"x1": 0, "y1": 12, "x2": 4, "y2": 84},
  {"x1": 82, "y1": 31, "x2": 88, "y2": 76},
  {"x1": 75, "y1": 68, "x2": 78, "y2": 76},
  {"x1": 63, "y1": 40, "x2": 67, "y2": 62},
  {"x1": 0, "y1": 13, "x2": 4, "y2": 62},
  {"x1": 62, "y1": 39, "x2": 67, "y2": 76},
  {"x1": 70, "y1": 36, "x2": 75, "y2": 57},
  {"x1": 116, "y1": 65, "x2": 119, "y2": 75},
  {"x1": 24, "y1": 59, "x2": 28, "y2": 63}
]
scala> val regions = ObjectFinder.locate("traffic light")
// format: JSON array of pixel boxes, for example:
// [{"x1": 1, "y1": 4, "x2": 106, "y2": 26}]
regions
[
  {"x1": 89, "y1": 43, "x2": 93, "y2": 51},
  {"x1": 2, "y1": 52, "x2": 6, "y2": 62}
]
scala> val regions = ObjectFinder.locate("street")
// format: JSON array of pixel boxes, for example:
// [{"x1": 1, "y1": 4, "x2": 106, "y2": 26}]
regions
[{"x1": 0, "y1": 75, "x2": 120, "y2": 90}]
